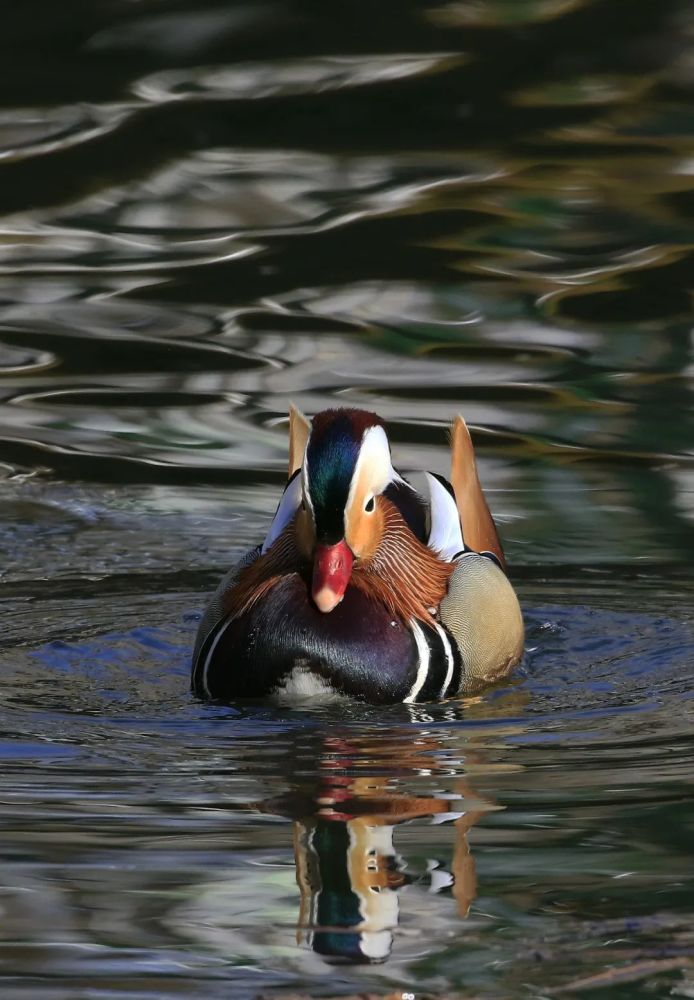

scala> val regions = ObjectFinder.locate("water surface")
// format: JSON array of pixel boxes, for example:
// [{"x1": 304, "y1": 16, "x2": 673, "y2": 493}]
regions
[{"x1": 1, "y1": 1, "x2": 693, "y2": 997}]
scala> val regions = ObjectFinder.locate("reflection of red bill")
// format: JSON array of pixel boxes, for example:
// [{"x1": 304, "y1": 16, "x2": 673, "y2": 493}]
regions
[{"x1": 312, "y1": 541, "x2": 353, "y2": 613}]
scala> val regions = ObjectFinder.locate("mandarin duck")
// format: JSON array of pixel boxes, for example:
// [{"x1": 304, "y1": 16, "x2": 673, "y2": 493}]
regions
[{"x1": 192, "y1": 407, "x2": 524, "y2": 704}]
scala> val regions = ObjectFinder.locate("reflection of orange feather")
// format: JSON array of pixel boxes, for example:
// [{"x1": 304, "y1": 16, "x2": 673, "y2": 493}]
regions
[
  {"x1": 225, "y1": 498, "x2": 453, "y2": 626},
  {"x1": 261, "y1": 730, "x2": 497, "y2": 943}
]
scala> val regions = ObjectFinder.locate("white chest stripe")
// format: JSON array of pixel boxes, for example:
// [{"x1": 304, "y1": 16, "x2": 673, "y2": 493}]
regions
[
  {"x1": 434, "y1": 623, "x2": 455, "y2": 698},
  {"x1": 403, "y1": 620, "x2": 430, "y2": 704},
  {"x1": 201, "y1": 618, "x2": 233, "y2": 698}
]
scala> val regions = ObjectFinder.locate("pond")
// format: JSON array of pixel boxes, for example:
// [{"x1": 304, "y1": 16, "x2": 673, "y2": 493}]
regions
[{"x1": 1, "y1": 1, "x2": 693, "y2": 998}]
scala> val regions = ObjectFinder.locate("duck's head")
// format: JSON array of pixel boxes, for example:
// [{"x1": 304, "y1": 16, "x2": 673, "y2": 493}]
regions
[{"x1": 297, "y1": 408, "x2": 399, "y2": 613}]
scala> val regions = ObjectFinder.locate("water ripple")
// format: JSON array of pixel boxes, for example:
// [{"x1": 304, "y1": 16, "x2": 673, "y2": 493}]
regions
[{"x1": 0, "y1": 1, "x2": 693, "y2": 996}]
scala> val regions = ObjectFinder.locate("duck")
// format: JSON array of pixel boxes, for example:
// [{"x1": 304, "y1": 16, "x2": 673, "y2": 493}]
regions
[{"x1": 192, "y1": 406, "x2": 524, "y2": 704}]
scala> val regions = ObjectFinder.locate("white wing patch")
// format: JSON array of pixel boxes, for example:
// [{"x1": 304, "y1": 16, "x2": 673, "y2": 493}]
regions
[
  {"x1": 425, "y1": 472, "x2": 464, "y2": 562},
  {"x1": 261, "y1": 472, "x2": 302, "y2": 554}
]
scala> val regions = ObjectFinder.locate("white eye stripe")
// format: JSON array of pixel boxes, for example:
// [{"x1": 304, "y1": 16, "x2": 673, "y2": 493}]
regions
[{"x1": 345, "y1": 425, "x2": 397, "y2": 531}]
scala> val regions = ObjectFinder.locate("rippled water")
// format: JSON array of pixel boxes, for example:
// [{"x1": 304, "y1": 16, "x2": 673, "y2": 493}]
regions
[{"x1": 1, "y1": 1, "x2": 694, "y2": 998}]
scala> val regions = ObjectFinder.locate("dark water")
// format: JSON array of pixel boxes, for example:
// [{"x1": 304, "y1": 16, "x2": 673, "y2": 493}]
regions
[{"x1": 1, "y1": 2, "x2": 694, "y2": 998}]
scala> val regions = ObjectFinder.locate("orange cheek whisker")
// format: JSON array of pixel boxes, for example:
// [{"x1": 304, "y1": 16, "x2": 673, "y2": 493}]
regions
[
  {"x1": 225, "y1": 501, "x2": 452, "y2": 630},
  {"x1": 224, "y1": 521, "x2": 304, "y2": 620},
  {"x1": 352, "y1": 500, "x2": 453, "y2": 626}
]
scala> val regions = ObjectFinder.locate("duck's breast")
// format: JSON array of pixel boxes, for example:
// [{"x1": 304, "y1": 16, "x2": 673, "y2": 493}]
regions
[{"x1": 192, "y1": 573, "x2": 460, "y2": 704}]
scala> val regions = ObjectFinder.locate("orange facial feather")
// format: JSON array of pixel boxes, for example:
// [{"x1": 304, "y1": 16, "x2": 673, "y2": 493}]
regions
[
  {"x1": 223, "y1": 524, "x2": 305, "y2": 620},
  {"x1": 225, "y1": 498, "x2": 452, "y2": 628},
  {"x1": 351, "y1": 499, "x2": 453, "y2": 626}
]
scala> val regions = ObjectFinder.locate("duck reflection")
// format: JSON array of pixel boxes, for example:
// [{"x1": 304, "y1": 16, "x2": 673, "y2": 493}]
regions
[
  {"x1": 295, "y1": 812, "x2": 401, "y2": 963},
  {"x1": 260, "y1": 719, "x2": 497, "y2": 964}
]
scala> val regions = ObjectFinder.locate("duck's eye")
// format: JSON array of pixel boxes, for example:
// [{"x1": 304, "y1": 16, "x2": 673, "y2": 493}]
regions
[{"x1": 364, "y1": 495, "x2": 375, "y2": 513}]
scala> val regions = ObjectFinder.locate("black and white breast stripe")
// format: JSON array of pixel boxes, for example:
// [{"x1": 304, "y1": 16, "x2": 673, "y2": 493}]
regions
[
  {"x1": 195, "y1": 612, "x2": 462, "y2": 703},
  {"x1": 403, "y1": 620, "x2": 462, "y2": 703},
  {"x1": 191, "y1": 614, "x2": 233, "y2": 699}
]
